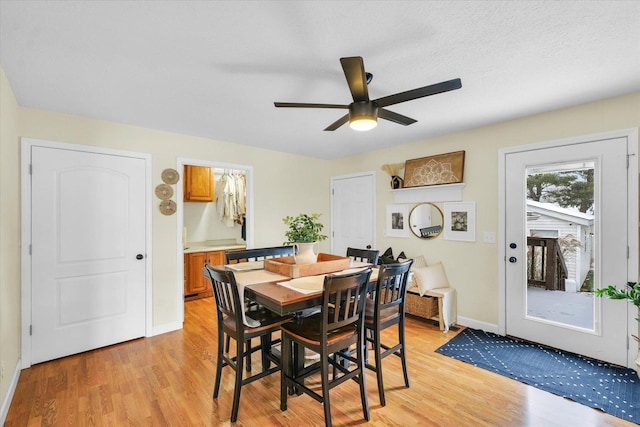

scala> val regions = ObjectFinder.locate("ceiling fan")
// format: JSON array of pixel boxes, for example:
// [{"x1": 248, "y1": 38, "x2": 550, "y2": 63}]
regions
[{"x1": 274, "y1": 56, "x2": 462, "y2": 131}]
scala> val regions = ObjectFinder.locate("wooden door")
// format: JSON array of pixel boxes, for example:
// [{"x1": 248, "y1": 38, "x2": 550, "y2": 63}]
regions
[
  {"x1": 207, "y1": 250, "x2": 225, "y2": 267},
  {"x1": 186, "y1": 252, "x2": 209, "y2": 294},
  {"x1": 185, "y1": 250, "x2": 222, "y2": 298},
  {"x1": 183, "y1": 165, "x2": 214, "y2": 202},
  {"x1": 30, "y1": 145, "x2": 147, "y2": 364}
]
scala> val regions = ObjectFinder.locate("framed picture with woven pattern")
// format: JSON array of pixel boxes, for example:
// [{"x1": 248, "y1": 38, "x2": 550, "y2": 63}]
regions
[{"x1": 403, "y1": 150, "x2": 465, "y2": 188}]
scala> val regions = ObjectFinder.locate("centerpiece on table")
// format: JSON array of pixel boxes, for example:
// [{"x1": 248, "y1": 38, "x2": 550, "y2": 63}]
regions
[{"x1": 283, "y1": 213, "x2": 328, "y2": 264}]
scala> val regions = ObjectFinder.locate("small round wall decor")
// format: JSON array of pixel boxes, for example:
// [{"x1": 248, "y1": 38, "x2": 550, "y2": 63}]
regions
[
  {"x1": 161, "y1": 168, "x2": 180, "y2": 185},
  {"x1": 155, "y1": 183, "x2": 174, "y2": 200},
  {"x1": 159, "y1": 200, "x2": 177, "y2": 216}
]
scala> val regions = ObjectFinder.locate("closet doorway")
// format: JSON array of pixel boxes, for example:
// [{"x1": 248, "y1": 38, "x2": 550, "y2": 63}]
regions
[{"x1": 177, "y1": 158, "x2": 253, "y2": 323}]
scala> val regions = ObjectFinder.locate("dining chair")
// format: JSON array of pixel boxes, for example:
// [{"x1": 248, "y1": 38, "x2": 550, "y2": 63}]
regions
[
  {"x1": 364, "y1": 258, "x2": 413, "y2": 406},
  {"x1": 280, "y1": 268, "x2": 372, "y2": 427},
  {"x1": 224, "y1": 245, "x2": 294, "y2": 370},
  {"x1": 203, "y1": 264, "x2": 292, "y2": 423},
  {"x1": 225, "y1": 245, "x2": 294, "y2": 263},
  {"x1": 346, "y1": 247, "x2": 380, "y2": 265}
]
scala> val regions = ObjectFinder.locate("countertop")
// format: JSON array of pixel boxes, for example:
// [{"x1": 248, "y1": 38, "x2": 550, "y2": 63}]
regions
[{"x1": 183, "y1": 240, "x2": 246, "y2": 254}]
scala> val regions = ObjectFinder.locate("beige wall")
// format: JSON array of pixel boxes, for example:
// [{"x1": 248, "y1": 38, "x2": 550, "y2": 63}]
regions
[
  {"x1": 0, "y1": 68, "x2": 21, "y2": 411},
  {"x1": 331, "y1": 92, "x2": 640, "y2": 327}
]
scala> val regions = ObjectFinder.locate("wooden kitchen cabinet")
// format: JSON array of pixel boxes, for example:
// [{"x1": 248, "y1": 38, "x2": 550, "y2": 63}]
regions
[
  {"x1": 183, "y1": 165, "x2": 214, "y2": 202},
  {"x1": 184, "y1": 250, "x2": 225, "y2": 300}
]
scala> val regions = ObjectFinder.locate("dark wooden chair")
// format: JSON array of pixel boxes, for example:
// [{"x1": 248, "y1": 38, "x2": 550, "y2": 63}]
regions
[
  {"x1": 346, "y1": 247, "x2": 380, "y2": 265},
  {"x1": 203, "y1": 264, "x2": 292, "y2": 423},
  {"x1": 224, "y1": 245, "x2": 295, "y2": 370},
  {"x1": 280, "y1": 268, "x2": 372, "y2": 427},
  {"x1": 364, "y1": 259, "x2": 413, "y2": 406},
  {"x1": 225, "y1": 245, "x2": 294, "y2": 263}
]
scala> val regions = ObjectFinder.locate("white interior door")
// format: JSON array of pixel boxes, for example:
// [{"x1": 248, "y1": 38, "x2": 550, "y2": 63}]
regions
[
  {"x1": 505, "y1": 136, "x2": 634, "y2": 366},
  {"x1": 331, "y1": 172, "x2": 375, "y2": 257},
  {"x1": 30, "y1": 146, "x2": 147, "y2": 364}
]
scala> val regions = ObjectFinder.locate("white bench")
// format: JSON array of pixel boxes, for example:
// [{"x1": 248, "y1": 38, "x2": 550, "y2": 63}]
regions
[{"x1": 405, "y1": 286, "x2": 457, "y2": 332}]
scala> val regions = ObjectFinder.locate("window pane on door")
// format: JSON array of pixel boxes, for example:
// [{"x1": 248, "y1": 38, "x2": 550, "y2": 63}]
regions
[{"x1": 525, "y1": 161, "x2": 595, "y2": 331}]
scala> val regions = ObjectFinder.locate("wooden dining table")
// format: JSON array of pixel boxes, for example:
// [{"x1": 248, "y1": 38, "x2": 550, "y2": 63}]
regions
[{"x1": 228, "y1": 261, "x2": 378, "y2": 316}]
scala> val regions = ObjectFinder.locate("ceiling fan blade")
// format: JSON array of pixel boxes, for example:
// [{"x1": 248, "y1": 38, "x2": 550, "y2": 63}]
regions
[
  {"x1": 340, "y1": 57, "x2": 369, "y2": 103},
  {"x1": 274, "y1": 102, "x2": 349, "y2": 109},
  {"x1": 375, "y1": 78, "x2": 462, "y2": 108},
  {"x1": 324, "y1": 114, "x2": 349, "y2": 131},
  {"x1": 378, "y1": 109, "x2": 417, "y2": 126}
]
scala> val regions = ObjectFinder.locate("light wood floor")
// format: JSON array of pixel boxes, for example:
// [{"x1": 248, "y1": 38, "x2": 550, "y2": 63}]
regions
[{"x1": 5, "y1": 297, "x2": 634, "y2": 426}]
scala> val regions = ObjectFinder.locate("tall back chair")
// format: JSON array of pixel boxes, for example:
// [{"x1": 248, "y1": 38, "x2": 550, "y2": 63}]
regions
[
  {"x1": 364, "y1": 258, "x2": 413, "y2": 406},
  {"x1": 346, "y1": 247, "x2": 380, "y2": 265},
  {"x1": 203, "y1": 264, "x2": 291, "y2": 423},
  {"x1": 225, "y1": 245, "x2": 294, "y2": 264},
  {"x1": 280, "y1": 268, "x2": 372, "y2": 427},
  {"x1": 224, "y1": 245, "x2": 294, "y2": 368}
]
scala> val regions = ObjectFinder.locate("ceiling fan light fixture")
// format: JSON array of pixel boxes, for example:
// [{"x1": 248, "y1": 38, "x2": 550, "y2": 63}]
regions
[
  {"x1": 350, "y1": 117, "x2": 377, "y2": 131},
  {"x1": 349, "y1": 102, "x2": 378, "y2": 131}
]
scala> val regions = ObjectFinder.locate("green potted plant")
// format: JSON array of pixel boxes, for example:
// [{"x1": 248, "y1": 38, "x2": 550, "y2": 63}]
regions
[
  {"x1": 283, "y1": 213, "x2": 328, "y2": 263},
  {"x1": 596, "y1": 281, "x2": 640, "y2": 375}
]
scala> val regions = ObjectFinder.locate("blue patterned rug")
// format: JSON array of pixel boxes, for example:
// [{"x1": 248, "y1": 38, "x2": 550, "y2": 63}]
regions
[{"x1": 436, "y1": 328, "x2": 640, "y2": 424}]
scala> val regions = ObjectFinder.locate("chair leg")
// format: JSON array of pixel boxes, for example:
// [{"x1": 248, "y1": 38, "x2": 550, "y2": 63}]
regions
[
  {"x1": 231, "y1": 337, "x2": 244, "y2": 423},
  {"x1": 358, "y1": 332, "x2": 370, "y2": 421},
  {"x1": 373, "y1": 327, "x2": 386, "y2": 407},
  {"x1": 320, "y1": 349, "x2": 333, "y2": 427},
  {"x1": 260, "y1": 334, "x2": 272, "y2": 371},
  {"x1": 246, "y1": 339, "x2": 252, "y2": 372},
  {"x1": 213, "y1": 329, "x2": 225, "y2": 398},
  {"x1": 280, "y1": 334, "x2": 290, "y2": 411},
  {"x1": 399, "y1": 317, "x2": 410, "y2": 388}
]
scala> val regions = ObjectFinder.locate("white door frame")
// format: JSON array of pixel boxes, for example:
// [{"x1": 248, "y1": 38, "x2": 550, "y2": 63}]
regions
[
  {"x1": 498, "y1": 128, "x2": 639, "y2": 367},
  {"x1": 21, "y1": 138, "x2": 153, "y2": 369},
  {"x1": 330, "y1": 171, "x2": 376, "y2": 254},
  {"x1": 176, "y1": 158, "x2": 254, "y2": 324}
]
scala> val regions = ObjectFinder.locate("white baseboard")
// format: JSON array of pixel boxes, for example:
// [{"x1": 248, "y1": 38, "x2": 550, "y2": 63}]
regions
[
  {"x1": 456, "y1": 316, "x2": 500, "y2": 334},
  {"x1": 152, "y1": 321, "x2": 182, "y2": 336},
  {"x1": 0, "y1": 358, "x2": 21, "y2": 425}
]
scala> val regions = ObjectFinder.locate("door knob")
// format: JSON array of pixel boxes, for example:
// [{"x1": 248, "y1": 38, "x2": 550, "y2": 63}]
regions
[
  {"x1": 366, "y1": 245, "x2": 372, "y2": 249},
  {"x1": 509, "y1": 243, "x2": 517, "y2": 249},
  {"x1": 509, "y1": 256, "x2": 517, "y2": 263},
  {"x1": 136, "y1": 254, "x2": 144, "y2": 260}
]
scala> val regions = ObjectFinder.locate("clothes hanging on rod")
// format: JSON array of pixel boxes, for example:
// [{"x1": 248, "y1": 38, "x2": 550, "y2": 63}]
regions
[{"x1": 215, "y1": 170, "x2": 246, "y2": 227}]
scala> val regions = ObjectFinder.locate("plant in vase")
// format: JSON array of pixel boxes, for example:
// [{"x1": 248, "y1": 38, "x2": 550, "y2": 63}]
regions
[
  {"x1": 595, "y1": 281, "x2": 640, "y2": 375},
  {"x1": 283, "y1": 213, "x2": 328, "y2": 264}
]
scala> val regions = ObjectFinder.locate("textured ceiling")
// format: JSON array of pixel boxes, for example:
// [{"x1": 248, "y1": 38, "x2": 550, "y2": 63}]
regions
[{"x1": 1, "y1": 1, "x2": 639, "y2": 159}]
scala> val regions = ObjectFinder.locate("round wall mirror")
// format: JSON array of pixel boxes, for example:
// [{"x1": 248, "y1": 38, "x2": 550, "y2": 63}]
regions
[{"x1": 409, "y1": 203, "x2": 444, "y2": 239}]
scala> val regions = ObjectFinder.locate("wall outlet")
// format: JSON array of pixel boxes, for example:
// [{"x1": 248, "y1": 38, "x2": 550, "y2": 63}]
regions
[{"x1": 483, "y1": 231, "x2": 496, "y2": 244}]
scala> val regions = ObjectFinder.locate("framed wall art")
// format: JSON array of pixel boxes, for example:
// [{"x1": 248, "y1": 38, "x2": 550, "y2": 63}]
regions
[
  {"x1": 385, "y1": 204, "x2": 410, "y2": 238},
  {"x1": 403, "y1": 150, "x2": 465, "y2": 188},
  {"x1": 443, "y1": 202, "x2": 476, "y2": 242}
]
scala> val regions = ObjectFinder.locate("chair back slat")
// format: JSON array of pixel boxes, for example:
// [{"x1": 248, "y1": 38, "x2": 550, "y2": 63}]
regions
[
  {"x1": 226, "y1": 246, "x2": 294, "y2": 264},
  {"x1": 203, "y1": 264, "x2": 243, "y2": 326},
  {"x1": 346, "y1": 247, "x2": 380, "y2": 265},
  {"x1": 322, "y1": 268, "x2": 372, "y2": 334},
  {"x1": 376, "y1": 260, "x2": 413, "y2": 316}
]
